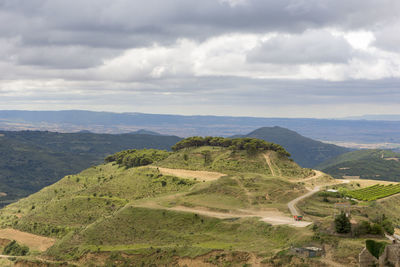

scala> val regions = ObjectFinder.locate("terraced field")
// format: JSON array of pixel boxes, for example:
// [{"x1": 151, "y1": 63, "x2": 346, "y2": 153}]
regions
[{"x1": 346, "y1": 184, "x2": 400, "y2": 201}]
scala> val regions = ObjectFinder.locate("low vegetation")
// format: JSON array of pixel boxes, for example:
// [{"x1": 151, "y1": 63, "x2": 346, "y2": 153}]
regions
[
  {"x1": 317, "y1": 149, "x2": 400, "y2": 182},
  {"x1": 3, "y1": 240, "x2": 29, "y2": 256},
  {"x1": 105, "y1": 149, "x2": 171, "y2": 168}
]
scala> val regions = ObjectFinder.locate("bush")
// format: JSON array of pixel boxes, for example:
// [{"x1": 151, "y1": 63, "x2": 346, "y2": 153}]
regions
[
  {"x1": 105, "y1": 149, "x2": 171, "y2": 168},
  {"x1": 3, "y1": 240, "x2": 29, "y2": 256},
  {"x1": 370, "y1": 223, "x2": 384, "y2": 236},
  {"x1": 356, "y1": 221, "x2": 372, "y2": 236},
  {"x1": 382, "y1": 219, "x2": 394, "y2": 235},
  {"x1": 334, "y1": 212, "x2": 351, "y2": 234},
  {"x1": 366, "y1": 239, "x2": 387, "y2": 259}
]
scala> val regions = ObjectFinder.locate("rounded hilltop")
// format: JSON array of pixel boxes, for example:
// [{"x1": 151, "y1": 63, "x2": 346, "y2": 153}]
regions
[{"x1": 0, "y1": 136, "x2": 329, "y2": 266}]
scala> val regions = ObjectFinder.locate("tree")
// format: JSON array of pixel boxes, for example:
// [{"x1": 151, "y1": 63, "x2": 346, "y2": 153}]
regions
[{"x1": 334, "y1": 212, "x2": 351, "y2": 233}]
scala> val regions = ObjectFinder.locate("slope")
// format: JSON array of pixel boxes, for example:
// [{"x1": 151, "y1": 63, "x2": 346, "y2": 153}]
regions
[
  {"x1": 0, "y1": 138, "x2": 328, "y2": 266},
  {"x1": 316, "y1": 149, "x2": 400, "y2": 181},
  {"x1": 0, "y1": 130, "x2": 181, "y2": 203},
  {"x1": 243, "y1": 126, "x2": 350, "y2": 168}
]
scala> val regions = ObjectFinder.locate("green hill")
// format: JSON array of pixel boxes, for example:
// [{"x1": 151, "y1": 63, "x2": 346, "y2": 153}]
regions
[
  {"x1": 316, "y1": 149, "x2": 400, "y2": 181},
  {"x1": 0, "y1": 131, "x2": 181, "y2": 204},
  {"x1": 0, "y1": 138, "x2": 322, "y2": 266},
  {"x1": 243, "y1": 126, "x2": 350, "y2": 168}
]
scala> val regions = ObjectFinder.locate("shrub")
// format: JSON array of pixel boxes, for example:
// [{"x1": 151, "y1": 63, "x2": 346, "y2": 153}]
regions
[
  {"x1": 366, "y1": 240, "x2": 387, "y2": 259},
  {"x1": 357, "y1": 221, "x2": 372, "y2": 236},
  {"x1": 370, "y1": 223, "x2": 384, "y2": 236},
  {"x1": 381, "y1": 220, "x2": 394, "y2": 235},
  {"x1": 3, "y1": 240, "x2": 29, "y2": 256},
  {"x1": 105, "y1": 149, "x2": 171, "y2": 168}
]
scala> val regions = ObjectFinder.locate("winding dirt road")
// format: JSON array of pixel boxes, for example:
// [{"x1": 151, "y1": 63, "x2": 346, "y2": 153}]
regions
[{"x1": 288, "y1": 186, "x2": 321, "y2": 216}]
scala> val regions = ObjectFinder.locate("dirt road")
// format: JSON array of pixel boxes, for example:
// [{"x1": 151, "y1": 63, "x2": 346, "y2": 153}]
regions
[
  {"x1": 263, "y1": 153, "x2": 277, "y2": 176},
  {"x1": 288, "y1": 186, "x2": 321, "y2": 216},
  {"x1": 151, "y1": 167, "x2": 225, "y2": 181}
]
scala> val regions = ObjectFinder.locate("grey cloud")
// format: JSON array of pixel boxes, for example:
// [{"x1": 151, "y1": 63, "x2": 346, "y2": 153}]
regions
[
  {"x1": 247, "y1": 31, "x2": 354, "y2": 64},
  {"x1": 1, "y1": 0, "x2": 400, "y2": 49},
  {"x1": 373, "y1": 23, "x2": 400, "y2": 52},
  {"x1": 16, "y1": 46, "x2": 119, "y2": 69}
]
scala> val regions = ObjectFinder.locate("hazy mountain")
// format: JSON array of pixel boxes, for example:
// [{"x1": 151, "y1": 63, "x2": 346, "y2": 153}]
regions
[
  {"x1": 1, "y1": 110, "x2": 400, "y2": 144},
  {"x1": 243, "y1": 126, "x2": 350, "y2": 168},
  {"x1": 343, "y1": 114, "x2": 400, "y2": 121}
]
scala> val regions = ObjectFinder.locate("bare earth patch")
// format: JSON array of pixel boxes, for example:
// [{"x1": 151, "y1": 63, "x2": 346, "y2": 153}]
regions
[
  {"x1": 153, "y1": 167, "x2": 225, "y2": 181},
  {"x1": 347, "y1": 179, "x2": 397, "y2": 187},
  {"x1": 0, "y1": 229, "x2": 55, "y2": 252}
]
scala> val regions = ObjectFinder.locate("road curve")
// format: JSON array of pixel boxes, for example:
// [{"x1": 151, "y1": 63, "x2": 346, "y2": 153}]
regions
[
  {"x1": 288, "y1": 187, "x2": 320, "y2": 216},
  {"x1": 287, "y1": 179, "x2": 350, "y2": 216}
]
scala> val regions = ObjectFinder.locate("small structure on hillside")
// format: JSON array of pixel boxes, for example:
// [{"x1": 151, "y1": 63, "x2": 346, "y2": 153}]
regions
[{"x1": 290, "y1": 246, "x2": 324, "y2": 258}]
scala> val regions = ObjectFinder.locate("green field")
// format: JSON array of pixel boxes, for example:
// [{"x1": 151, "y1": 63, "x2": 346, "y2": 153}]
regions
[{"x1": 346, "y1": 184, "x2": 400, "y2": 201}]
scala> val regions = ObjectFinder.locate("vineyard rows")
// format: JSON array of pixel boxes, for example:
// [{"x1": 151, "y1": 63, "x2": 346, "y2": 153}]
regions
[{"x1": 346, "y1": 184, "x2": 400, "y2": 201}]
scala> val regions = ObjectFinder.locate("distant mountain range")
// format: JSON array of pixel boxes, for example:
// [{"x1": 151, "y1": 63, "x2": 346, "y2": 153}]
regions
[
  {"x1": 343, "y1": 114, "x2": 400, "y2": 121},
  {"x1": 1, "y1": 110, "x2": 400, "y2": 144}
]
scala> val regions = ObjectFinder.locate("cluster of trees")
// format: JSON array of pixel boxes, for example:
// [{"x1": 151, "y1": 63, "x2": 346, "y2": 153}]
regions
[
  {"x1": 3, "y1": 240, "x2": 29, "y2": 256},
  {"x1": 335, "y1": 212, "x2": 394, "y2": 236},
  {"x1": 105, "y1": 149, "x2": 171, "y2": 168},
  {"x1": 171, "y1": 136, "x2": 290, "y2": 156}
]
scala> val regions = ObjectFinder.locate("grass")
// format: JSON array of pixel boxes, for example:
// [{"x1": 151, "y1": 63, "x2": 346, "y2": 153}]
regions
[
  {"x1": 47, "y1": 207, "x2": 313, "y2": 262},
  {"x1": 0, "y1": 146, "x2": 336, "y2": 266},
  {"x1": 0, "y1": 164, "x2": 196, "y2": 237},
  {"x1": 158, "y1": 146, "x2": 310, "y2": 178}
]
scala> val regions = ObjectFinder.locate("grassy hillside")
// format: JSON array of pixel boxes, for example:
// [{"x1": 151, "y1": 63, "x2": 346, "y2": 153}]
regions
[
  {"x1": 317, "y1": 149, "x2": 400, "y2": 181},
  {"x1": 0, "y1": 131, "x2": 181, "y2": 203},
  {"x1": 243, "y1": 126, "x2": 350, "y2": 168},
  {"x1": 0, "y1": 141, "x2": 324, "y2": 266}
]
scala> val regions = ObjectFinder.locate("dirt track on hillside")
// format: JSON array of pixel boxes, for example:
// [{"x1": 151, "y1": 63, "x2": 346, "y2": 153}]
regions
[
  {"x1": 0, "y1": 229, "x2": 55, "y2": 252},
  {"x1": 152, "y1": 167, "x2": 225, "y2": 181},
  {"x1": 263, "y1": 153, "x2": 277, "y2": 176}
]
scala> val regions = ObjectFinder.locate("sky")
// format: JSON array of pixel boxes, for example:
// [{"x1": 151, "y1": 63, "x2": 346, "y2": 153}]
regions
[{"x1": 0, "y1": 0, "x2": 400, "y2": 118}]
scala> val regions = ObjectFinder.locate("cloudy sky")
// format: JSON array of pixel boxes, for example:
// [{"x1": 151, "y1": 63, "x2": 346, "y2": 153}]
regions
[{"x1": 0, "y1": 0, "x2": 400, "y2": 117}]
